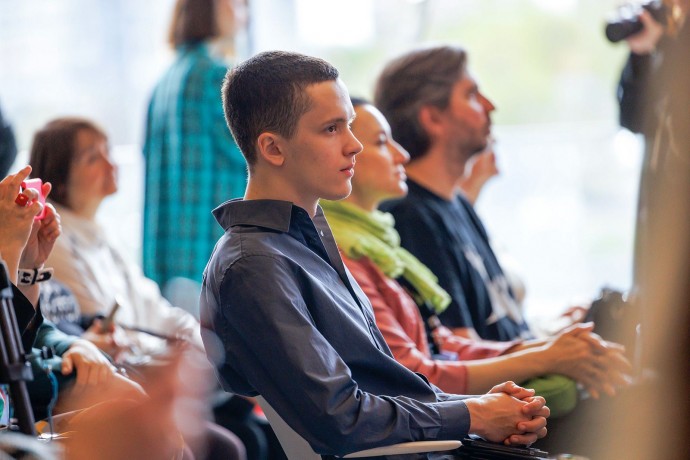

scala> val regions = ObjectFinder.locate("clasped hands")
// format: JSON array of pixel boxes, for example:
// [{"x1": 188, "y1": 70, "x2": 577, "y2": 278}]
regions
[{"x1": 466, "y1": 381, "x2": 549, "y2": 447}]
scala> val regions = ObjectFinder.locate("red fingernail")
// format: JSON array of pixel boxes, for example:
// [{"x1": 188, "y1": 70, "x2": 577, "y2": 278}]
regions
[{"x1": 15, "y1": 194, "x2": 29, "y2": 206}]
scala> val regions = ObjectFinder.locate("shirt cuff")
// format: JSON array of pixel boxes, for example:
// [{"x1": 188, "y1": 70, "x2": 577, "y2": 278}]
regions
[{"x1": 435, "y1": 399, "x2": 471, "y2": 441}]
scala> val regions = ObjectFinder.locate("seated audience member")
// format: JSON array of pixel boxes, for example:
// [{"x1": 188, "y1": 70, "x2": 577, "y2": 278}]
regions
[
  {"x1": 374, "y1": 44, "x2": 638, "y2": 458},
  {"x1": 1, "y1": 166, "x2": 246, "y2": 460},
  {"x1": 375, "y1": 45, "x2": 583, "y2": 342},
  {"x1": 1, "y1": 166, "x2": 145, "y2": 417},
  {"x1": 26, "y1": 119, "x2": 253, "y2": 457},
  {"x1": 27, "y1": 118, "x2": 201, "y2": 358},
  {"x1": 201, "y1": 50, "x2": 550, "y2": 458},
  {"x1": 321, "y1": 99, "x2": 630, "y2": 408}
]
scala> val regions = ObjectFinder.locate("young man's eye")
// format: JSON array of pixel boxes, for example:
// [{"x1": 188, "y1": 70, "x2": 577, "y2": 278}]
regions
[{"x1": 326, "y1": 125, "x2": 337, "y2": 133}]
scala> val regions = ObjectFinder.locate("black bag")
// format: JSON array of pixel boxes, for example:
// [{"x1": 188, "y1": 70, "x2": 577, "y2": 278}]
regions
[
  {"x1": 585, "y1": 287, "x2": 639, "y2": 356},
  {"x1": 454, "y1": 437, "x2": 550, "y2": 459}
]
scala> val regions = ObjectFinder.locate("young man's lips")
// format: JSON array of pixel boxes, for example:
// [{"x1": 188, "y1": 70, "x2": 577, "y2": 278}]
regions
[{"x1": 341, "y1": 163, "x2": 355, "y2": 172}]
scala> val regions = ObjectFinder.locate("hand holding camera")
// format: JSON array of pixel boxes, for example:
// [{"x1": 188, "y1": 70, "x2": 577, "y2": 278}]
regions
[
  {"x1": 0, "y1": 166, "x2": 44, "y2": 262},
  {"x1": 17, "y1": 177, "x2": 47, "y2": 220},
  {"x1": 605, "y1": 0, "x2": 667, "y2": 53},
  {"x1": 14, "y1": 175, "x2": 61, "y2": 273}
]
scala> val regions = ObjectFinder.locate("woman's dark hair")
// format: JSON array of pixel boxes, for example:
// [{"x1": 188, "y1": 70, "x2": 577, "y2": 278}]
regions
[
  {"x1": 350, "y1": 97, "x2": 370, "y2": 108},
  {"x1": 168, "y1": 0, "x2": 219, "y2": 48},
  {"x1": 28, "y1": 117, "x2": 107, "y2": 208}
]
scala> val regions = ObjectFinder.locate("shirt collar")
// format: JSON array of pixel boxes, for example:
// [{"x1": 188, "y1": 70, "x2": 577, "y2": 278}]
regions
[{"x1": 213, "y1": 198, "x2": 326, "y2": 233}]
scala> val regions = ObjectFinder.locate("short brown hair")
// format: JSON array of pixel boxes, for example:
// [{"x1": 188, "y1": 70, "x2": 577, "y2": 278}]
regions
[
  {"x1": 168, "y1": 0, "x2": 219, "y2": 48},
  {"x1": 374, "y1": 45, "x2": 467, "y2": 161},
  {"x1": 28, "y1": 117, "x2": 107, "y2": 208},
  {"x1": 222, "y1": 50, "x2": 339, "y2": 166}
]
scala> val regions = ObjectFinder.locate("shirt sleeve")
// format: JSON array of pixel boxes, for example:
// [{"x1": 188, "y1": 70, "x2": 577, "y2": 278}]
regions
[
  {"x1": 391, "y1": 204, "x2": 476, "y2": 330},
  {"x1": 618, "y1": 52, "x2": 654, "y2": 134},
  {"x1": 211, "y1": 254, "x2": 472, "y2": 457},
  {"x1": 33, "y1": 320, "x2": 78, "y2": 356},
  {"x1": 11, "y1": 284, "x2": 44, "y2": 352},
  {"x1": 434, "y1": 326, "x2": 518, "y2": 360}
]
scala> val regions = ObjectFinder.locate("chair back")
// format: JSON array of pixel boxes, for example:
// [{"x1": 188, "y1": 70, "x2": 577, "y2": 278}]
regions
[
  {"x1": 256, "y1": 396, "x2": 321, "y2": 460},
  {"x1": 255, "y1": 396, "x2": 463, "y2": 459}
]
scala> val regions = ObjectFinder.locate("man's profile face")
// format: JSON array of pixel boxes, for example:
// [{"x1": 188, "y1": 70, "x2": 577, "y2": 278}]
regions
[
  {"x1": 436, "y1": 70, "x2": 495, "y2": 159},
  {"x1": 280, "y1": 78, "x2": 363, "y2": 205}
]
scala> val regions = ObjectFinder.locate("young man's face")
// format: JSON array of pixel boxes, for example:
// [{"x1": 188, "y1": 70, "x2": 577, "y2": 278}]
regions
[
  {"x1": 437, "y1": 71, "x2": 495, "y2": 160},
  {"x1": 280, "y1": 78, "x2": 363, "y2": 206}
]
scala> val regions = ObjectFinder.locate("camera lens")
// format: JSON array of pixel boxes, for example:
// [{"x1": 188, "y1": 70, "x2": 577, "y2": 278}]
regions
[
  {"x1": 606, "y1": 18, "x2": 644, "y2": 42},
  {"x1": 604, "y1": 1, "x2": 667, "y2": 43}
]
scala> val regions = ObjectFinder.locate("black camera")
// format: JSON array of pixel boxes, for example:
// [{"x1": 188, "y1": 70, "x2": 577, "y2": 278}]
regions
[{"x1": 605, "y1": 0, "x2": 667, "y2": 43}]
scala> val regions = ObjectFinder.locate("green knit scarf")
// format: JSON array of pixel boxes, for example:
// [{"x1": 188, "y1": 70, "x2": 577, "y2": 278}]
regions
[{"x1": 321, "y1": 200, "x2": 451, "y2": 313}]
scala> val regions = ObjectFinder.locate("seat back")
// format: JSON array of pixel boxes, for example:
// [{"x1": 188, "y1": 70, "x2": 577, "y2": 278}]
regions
[
  {"x1": 255, "y1": 396, "x2": 463, "y2": 459},
  {"x1": 255, "y1": 396, "x2": 320, "y2": 460}
]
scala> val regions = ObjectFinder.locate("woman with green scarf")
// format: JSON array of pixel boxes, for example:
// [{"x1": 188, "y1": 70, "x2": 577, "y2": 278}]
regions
[{"x1": 322, "y1": 99, "x2": 631, "y2": 415}]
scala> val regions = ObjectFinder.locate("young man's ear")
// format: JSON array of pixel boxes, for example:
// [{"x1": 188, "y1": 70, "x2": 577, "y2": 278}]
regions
[
  {"x1": 256, "y1": 132, "x2": 286, "y2": 167},
  {"x1": 418, "y1": 105, "x2": 446, "y2": 140}
]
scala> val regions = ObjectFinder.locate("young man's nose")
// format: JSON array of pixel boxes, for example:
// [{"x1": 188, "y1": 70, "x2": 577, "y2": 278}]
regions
[{"x1": 347, "y1": 130, "x2": 364, "y2": 156}]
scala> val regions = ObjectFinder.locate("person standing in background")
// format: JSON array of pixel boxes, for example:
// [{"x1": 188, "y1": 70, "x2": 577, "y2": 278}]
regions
[
  {"x1": 616, "y1": 0, "x2": 688, "y2": 287},
  {"x1": 143, "y1": 0, "x2": 249, "y2": 291}
]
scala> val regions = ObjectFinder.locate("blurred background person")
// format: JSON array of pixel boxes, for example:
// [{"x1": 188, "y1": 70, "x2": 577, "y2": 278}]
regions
[
  {"x1": 29, "y1": 118, "x2": 202, "y2": 358},
  {"x1": 617, "y1": 0, "x2": 688, "y2": 284},
  {"x1": 142, "y1": 0, "x2": 249, "y2": 297},
  {"x1": 16, "y1": 135, "x2": 245, "y2": 460},
  {"x1": 594, "y1": 3, "x2": 690, "y2": 457},
  {"x1": 0, "y1": 165, "x2": 147, "y2": 425}
]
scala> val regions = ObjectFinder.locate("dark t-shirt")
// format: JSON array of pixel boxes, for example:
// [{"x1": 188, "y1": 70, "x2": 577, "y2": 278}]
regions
[{"x1": 382, "y1": 180, "x2": 533, "y2": 342}]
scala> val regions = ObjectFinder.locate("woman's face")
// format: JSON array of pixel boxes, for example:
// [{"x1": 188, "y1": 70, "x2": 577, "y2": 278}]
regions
[
  {"x1": 349, "y1": 104, "x2": 410, "y2": 211},
  {"x1": 215, "y1": 0, "x2": 248, "y2": 39},
  {"x1": 67, "y1": 128, "x2": 118, "y2": 208}
]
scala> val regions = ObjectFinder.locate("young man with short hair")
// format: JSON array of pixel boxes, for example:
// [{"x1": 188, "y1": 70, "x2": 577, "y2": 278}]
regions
[{"x1": 200, "y1": 50, "x2": 549, "y2": 458}]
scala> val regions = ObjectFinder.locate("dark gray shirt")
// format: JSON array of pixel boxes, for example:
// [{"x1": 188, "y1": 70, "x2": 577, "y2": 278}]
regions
[
  {"x1": 383, "y1": 181, "x2": 533, "y2": 342},
  {"x1": 200, "y1": 199, "x2": 471, "y2": 458}
]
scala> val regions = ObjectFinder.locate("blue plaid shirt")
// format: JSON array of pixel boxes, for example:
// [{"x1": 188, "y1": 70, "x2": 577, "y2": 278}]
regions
[{"x1": 143, "y1": 43, "x2": 247, "y2": 288}]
